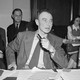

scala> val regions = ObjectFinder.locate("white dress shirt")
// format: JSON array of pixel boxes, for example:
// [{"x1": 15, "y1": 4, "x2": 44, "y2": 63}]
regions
[
  {"x1": 72, "y1": 25, "x2": 79, "y2": 31},
  {"x1": 26, "y1": 33, "x2": 45, "y2": 68}
]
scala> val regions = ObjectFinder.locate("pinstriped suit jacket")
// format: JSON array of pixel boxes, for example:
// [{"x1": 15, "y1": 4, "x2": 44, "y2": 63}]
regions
[{"x1": 6, "y1": 31, "x2": 68, "y2": 69}]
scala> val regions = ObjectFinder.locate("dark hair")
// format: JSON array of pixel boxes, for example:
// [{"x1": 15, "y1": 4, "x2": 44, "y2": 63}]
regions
[
  {"x1": 69, "y1": 15, "x2": 80, "y2": 25},
  {"x1": 12, "y1": 8, "x2": 22, "y2": 15},
  {"x1": 37, "y1": 9, "x2": 53, "y2": 19}
]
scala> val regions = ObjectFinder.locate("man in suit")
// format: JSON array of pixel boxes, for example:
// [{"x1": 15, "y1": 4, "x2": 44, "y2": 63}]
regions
[
  {"x1": 0, "y1": 35, "x2": 6, "y2": 69},
  {"x1": 0, "y1": 27, "x2": 6, "y2": 48},
  {"x1": 0, "y1": 27, "x2": 6, "y2": 69},
  {"x1": 7, "y1": 8, "x2": 29, "y2": 43},
  {"x1": 6, "y1": 9, "x2": 68, "y2": 70}
]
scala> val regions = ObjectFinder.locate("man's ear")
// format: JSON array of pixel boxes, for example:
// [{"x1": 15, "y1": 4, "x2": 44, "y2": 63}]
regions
[
  {"x1": 11, "y1": 14, "x2": 14, "y2": 19},
  {"x1": 35, "y1": 19, "x2": 39, "y2": 26}
]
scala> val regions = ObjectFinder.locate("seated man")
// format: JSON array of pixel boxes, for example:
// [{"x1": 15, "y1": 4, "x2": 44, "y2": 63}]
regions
[
  {"x1": 0, "y1": 35, "x2": 6, "y2": 69},
  {"x1": 0, "y1": 27, "x2": 6, "y2": 48},
  {"x1": 7, "y1": 8, "x2": 29, "y2": 43},
  {"x1": 6, "y1": 9, "x2": 68, "y2": 70}
]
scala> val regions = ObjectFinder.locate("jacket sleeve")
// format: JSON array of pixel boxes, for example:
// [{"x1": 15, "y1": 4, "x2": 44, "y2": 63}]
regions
[
  {"x1": 6, "y1": 33, "x2": 21, "y2": 66},
  {"x1": 0, "y1": 35, "x2": 5, "y2": 52},
  {"x1": 51, "y1": 36, "x2": 68, "y2": 68}
]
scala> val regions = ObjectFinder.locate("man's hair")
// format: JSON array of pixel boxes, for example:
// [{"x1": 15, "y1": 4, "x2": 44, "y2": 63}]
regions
[
  {"x1": 37, "y1": 9, "x2": 53, "y2": 19},
  {"x1": 12, "y1": 8, "x2": 23, "y2": 15}
]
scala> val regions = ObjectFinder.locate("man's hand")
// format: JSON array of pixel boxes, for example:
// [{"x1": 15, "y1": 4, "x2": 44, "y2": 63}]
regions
[
  {"x1": 8, "y1": 62, "x2": 17, "y2": 70},
  {"x1": 41, "y1": 38, "x2": 50, "y2": 50},
  {"x1": 41, "y1": 38, "x2": 56, "y2": 55},
  {"x1": 63, "y1": 39, "x2": 69, "y2": 43}
]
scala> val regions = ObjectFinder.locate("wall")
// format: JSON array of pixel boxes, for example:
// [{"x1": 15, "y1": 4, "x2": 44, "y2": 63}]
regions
[
  {"x1": 0, "y1": 0, "x2": 31, "y2": 45},
  {"x1": 79, "y1": 0, "x2": 80, "y2": 15},
  {"x1": 13, "y1": 0, "x2": 31, "y2": 21},
  {"x1": 0, "y1": 0, "x2": 13, "y2": 30},
  {"x1": 0, "y1": 0, "x2": 13, "y2": 45},
  {"x1": 46, "y1": 0, "x2": 71, "y2": 26}
]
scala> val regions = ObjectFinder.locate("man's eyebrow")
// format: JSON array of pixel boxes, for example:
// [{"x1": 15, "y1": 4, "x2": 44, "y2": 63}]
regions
[
  {"x1": 42, "y1": 18, "x2": 47, "y2": 20},
  {"x1": 42, "y1": 18, "x2": 53, "y2": 21}
]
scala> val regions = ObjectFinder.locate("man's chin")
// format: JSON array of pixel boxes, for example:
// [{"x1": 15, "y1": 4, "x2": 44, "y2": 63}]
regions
[
  {"x1": 16, "y1": 20, "x2": 21, "y2": 23},
  {"x1": 44, "y1": 31, "x2": 50, "y2": 34}
]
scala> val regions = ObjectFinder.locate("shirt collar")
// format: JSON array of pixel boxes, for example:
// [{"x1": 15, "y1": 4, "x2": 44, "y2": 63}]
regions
[
  {"x1": 15, "y1": 23, "x2": 20, "y2": 28},
  {"x1": 35, "y1": 30, "x2": 47, "y2": 39},
  {"x1": 73, "y1": 24, "x2": 79, "y2": 30},
  {"x1": 34, "y1": 31, "x2": 39, "y2": 40}
]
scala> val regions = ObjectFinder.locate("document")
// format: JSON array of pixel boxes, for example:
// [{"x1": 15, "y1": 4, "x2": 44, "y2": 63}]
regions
[
  {"x1": 17, "y1": 67, "x2": 59, "y2": 80},
  {"x1": 61, "y1": 69, "x2": 80, "y2": 80},
  {"x1": 0, "y1": 70, "x2": 17, "y2": 80},
  {"x1": 17, "y1": 70, "x2": 33, "y2": 80}
]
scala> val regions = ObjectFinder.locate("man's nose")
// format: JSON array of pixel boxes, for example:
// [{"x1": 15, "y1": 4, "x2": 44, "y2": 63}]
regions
[{"x1": 47, "y1": 22, "x2": 52, "y2": 26}]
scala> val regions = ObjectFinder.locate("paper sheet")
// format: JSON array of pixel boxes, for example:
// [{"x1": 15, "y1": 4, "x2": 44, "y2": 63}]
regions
[
  {"x1": 17, "y1": 67, "x2": 58, "y2": 80},
  {"x1": 0, "y1": 70, "x2": 17, "y2": 80},
  {"x1": 60, "y1": 69, "x2": 80, "y2": 80},
  {"x1": 17, "y1": 70, "x2": 33, "y2": 80}
]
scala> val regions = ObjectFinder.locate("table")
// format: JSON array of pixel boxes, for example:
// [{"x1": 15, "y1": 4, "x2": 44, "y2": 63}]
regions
[
  {"x1": 0, "y1": 68, "x2": 80, "y2": 80},
  {"x1": 61, "y1": 69, "x2": 80, "y2": 80},
  {"x1": 0, "y1": 68, "x2": 58, "y2": 80}
]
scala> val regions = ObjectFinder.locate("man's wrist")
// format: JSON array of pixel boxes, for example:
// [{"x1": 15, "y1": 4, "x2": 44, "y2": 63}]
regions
[{"x1": 8, "y1": 62, "x2": 17, "y2": 70}]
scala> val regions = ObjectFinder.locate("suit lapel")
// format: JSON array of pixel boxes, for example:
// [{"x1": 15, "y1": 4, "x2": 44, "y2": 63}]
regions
[
  {"x1": 24, "y1": 33, "x2": 55, "y2": 69},
  {"x1": 18, "y1": 22, "x2": 22, "y2": 31},
  {"x1": 47, "y1": 34, "x2": 55, "y2": 47},
  {"x1": 24, "y1": 32, "x2": 36, "y2": 58}
]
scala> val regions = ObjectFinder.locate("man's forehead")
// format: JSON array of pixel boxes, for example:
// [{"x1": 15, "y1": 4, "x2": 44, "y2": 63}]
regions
[
  {"x1": 39, "y1": 12, "x2": 53, "y2": 19},
  {"x1": 14, "y1": 10, "x2": 22, "y2": 15}
]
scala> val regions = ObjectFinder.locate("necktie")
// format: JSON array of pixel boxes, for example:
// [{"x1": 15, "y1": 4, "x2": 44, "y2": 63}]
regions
[
  {"x1": 29, "y1": 34, "x2": 53, "y2": 69},
  {"x1": 16, "y1": 24, "x2": 18, "y2": 33},
  {"x1": 37, "y1": 34, "x2": 54, "y2": 69},
  {"x1": 29, "y1": 37, "x2": 41, "y2": 69}
]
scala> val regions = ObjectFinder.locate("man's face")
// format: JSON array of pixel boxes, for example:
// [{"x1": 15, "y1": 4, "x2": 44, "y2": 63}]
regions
[
  {"x1": 13, "y1": 10, "x2": 22, "y2": 23},
  {"x1": 36, "y1": 12, "x2": 53, "y2": 34}
]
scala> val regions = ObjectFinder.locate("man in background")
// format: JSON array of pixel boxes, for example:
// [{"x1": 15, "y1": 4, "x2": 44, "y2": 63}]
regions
[
  {"x1": 0, "y1": 35, "x2": 6, "y2": 69},
  {"x1": 7, "y1": 8, "x2": 29, "y2": 43}
]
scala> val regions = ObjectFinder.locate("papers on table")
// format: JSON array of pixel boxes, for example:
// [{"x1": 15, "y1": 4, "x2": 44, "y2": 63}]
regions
[
  {"x1": 0, "y1": 70, "x2": 17, "y2": 80},
  {"x1": 1, "y1": 68, "x2": 80, "y2": 80},
  {"x1": 61, "y1": 69, "x2": 80, "y2": 80},
  {"x1": 17, "y1": 67, "x2": 58, "y2": 80},
  {"x1": 72, "y1": 43, "x2": 80, "y2": 46}
]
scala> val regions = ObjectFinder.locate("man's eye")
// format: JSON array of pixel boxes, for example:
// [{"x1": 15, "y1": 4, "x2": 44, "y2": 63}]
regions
[
  {"x1": 14, "y1": 15, "x2": 21, "y2": 17},
  {"x1": 42, "y1": 18, "x2": 47, "y2": 22}
]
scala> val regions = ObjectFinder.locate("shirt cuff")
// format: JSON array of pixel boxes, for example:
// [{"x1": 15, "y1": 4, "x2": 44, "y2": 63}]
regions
[{"x1": 8, "y1": 62, "x2": 17, "y2": 70}]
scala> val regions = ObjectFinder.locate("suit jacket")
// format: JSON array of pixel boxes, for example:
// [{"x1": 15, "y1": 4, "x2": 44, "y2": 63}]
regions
[
  {"x1": 7, "y1": 20, "x2": 29, "y2": 43},
  {"x1": 0, "y1": 35, "x2": 6, "y2": 69},
  {"x1": 6, "y1": 31, "x2": 68, "y2": 69},
  {"x1": 0, "y1": 27, "x2": 6, "y2": 48},
  {"x1": 0, "y1": 28, "x2": 6, "y2": 69}
]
